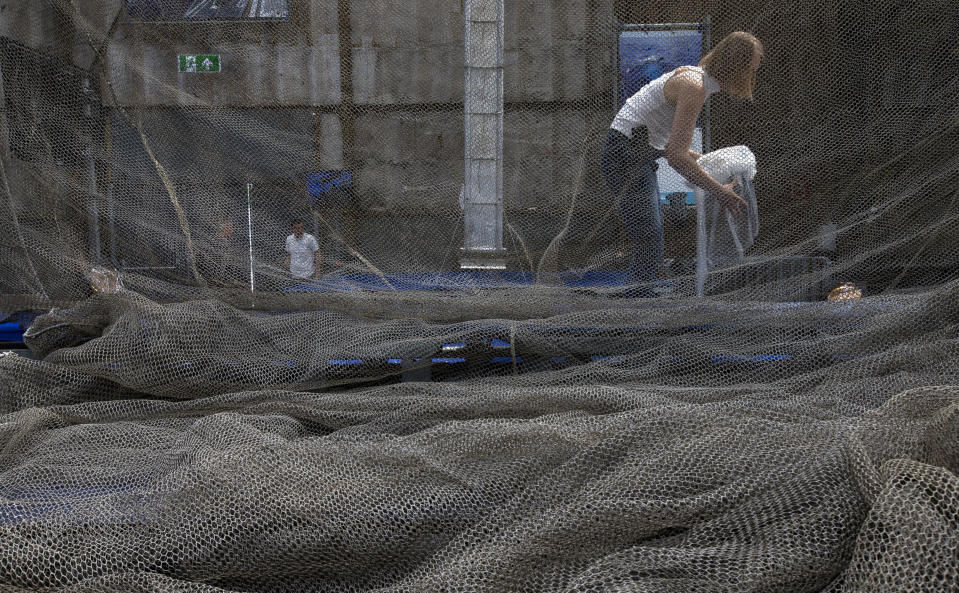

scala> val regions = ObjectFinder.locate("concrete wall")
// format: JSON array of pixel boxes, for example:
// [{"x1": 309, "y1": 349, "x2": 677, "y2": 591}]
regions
[
  {"x1": 105, "y1": 35, "x2": 341, "y2": 107},
  {"x1": 350, "y1": 0, "x2": 464, "y2": 104},
  {"x1": 352, "y1": 110, "x2": 464, "y2": 211},
  {"x1": 349, "y1": 0, "x2": 614, "y2": 104},
  {"x1": 504, "y1": 0, "x2": 612, "y2": 102},
  {"x1": 0, "y1": 0, "x2": 124, "y2": 68},
  {"x1": 352, "y1": 108, "x2": 608, "y2": 211},
  {"x1": 0, "y1": 1, "x2": 98, "y2": 298},
  {"x1": 0, "y1": 2, "x2": 62, "y2": 54},
  {"x1": 96, "y1": 0, "x2": 617, "y2": 269}
]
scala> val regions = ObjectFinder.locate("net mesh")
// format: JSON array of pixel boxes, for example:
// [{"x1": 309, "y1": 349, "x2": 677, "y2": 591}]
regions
[{"x1": 1, "y1": 1, "x2": 958, "y2": 591}]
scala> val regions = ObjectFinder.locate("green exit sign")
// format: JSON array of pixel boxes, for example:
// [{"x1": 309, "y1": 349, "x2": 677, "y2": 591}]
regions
[{"x1": 178, "y1": 54, "x2": 221, "y2": 73}]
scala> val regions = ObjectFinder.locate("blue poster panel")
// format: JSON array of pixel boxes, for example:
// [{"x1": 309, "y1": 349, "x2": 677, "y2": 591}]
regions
[
  {"x1": 125, "y1": 0, "x2": 290, "y2": 21},
  {"x1": 618, "y1": 29, "x2": 704, "y2": 108}
]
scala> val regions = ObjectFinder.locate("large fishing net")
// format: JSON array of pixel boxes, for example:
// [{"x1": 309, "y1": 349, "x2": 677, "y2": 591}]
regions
[{"x1": 1, "y1": 1, "x2": 957, "y2": 591}]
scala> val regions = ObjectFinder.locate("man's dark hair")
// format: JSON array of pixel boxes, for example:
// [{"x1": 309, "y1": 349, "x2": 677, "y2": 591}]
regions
[{"x1": 291, "y1": 219, "x2": 303, "y2": 226}]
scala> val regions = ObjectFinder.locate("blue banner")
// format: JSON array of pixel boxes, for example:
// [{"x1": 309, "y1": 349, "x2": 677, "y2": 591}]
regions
[
  {"x1": 618, "y1": 29, "x2": 703, "y2": 108},
  {"x1": 125, "y1": 0, "x2": 290, "y2": 20}
]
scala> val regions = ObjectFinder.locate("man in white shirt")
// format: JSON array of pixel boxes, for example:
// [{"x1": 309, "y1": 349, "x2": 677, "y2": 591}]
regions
[{"x1": 284, "y1": 219, "x2": 321, "y2": 281}]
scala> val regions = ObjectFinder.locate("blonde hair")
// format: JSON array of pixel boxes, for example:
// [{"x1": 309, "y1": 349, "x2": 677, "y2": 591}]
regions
[{"x1": 699, "y1": 32, "x2": 763, "y2": 100}]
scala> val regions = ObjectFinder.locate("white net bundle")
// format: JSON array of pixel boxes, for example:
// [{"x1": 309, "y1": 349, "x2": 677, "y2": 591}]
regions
[{"x1": 1, "y1": 1, "x2": 957, "y2": 591}]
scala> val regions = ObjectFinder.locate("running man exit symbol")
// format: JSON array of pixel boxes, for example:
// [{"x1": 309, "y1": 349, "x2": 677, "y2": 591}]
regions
[{"x1": 178, "y1": 54, "x2": 221, "y2": 73}]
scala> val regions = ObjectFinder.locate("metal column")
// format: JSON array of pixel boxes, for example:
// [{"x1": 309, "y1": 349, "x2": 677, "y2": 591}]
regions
[
  {"x1": 460, "y1": 0, "x2": 506, "y2": 270},
  {"x1": 695, "y1": 187, "x2": 708, "y2": 297}
]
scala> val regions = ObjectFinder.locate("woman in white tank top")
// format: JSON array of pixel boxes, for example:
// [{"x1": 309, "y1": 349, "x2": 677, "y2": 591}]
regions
[{"x1": 600, "y1": 31, "x2": 763, "y2": 297}]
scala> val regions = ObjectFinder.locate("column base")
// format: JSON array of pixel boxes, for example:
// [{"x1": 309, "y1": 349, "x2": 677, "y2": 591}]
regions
[{"x1": 459, "y1": 247, "x2": 507, "y2": 270}]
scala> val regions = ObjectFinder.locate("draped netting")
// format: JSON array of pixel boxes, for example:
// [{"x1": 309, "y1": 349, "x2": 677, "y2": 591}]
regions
[{"x1": 1, "y1": 1, "x2": 957, "y2": 591}]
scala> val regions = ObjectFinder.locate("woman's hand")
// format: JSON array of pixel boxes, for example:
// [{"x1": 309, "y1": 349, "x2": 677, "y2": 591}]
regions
[{"x1": 719, "y1": 179, "x2": 748, "y2": 216}]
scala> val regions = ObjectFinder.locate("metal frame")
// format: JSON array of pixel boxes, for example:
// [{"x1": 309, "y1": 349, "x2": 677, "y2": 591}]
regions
[
  {"x1": 694, "y1": 185, "x2": 709, "y2": 297},
  {"x1": 615, "y1": 18, "x2": 714, "y2": 296}
]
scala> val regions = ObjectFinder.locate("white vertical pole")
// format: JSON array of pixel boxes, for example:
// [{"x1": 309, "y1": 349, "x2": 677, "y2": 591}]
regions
[
  {"x1": 695, "y1": 187, "x2": 707, "y2": 297},
  {"x1": 246, "y1": 182, "x2": 255, "y2": 296}
]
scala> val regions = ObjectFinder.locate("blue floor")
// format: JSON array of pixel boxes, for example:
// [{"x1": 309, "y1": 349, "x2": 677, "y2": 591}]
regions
[
  {"x1": 0, "y1": 484, "x2": 149, "y2": 526},
  {"x1": 0, "y1": 322, "x2": 24, "y2": 342},
  {"x1": 0, "y1": 312, "x2": 40, "y2": 345},
  {"x1": 285, "y1": 270, "x2": 670, "y2": 292}
]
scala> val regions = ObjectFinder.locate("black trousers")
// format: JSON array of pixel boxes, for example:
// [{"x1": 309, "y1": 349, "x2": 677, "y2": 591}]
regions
[{"x1": 600, "y1": 128, "x2": 664, "y2": 289}]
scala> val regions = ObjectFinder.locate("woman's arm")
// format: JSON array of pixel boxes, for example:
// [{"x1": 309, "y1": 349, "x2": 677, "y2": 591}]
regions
[{"x1": 664, "y1": 75, "x2": 746, "y2": 215}]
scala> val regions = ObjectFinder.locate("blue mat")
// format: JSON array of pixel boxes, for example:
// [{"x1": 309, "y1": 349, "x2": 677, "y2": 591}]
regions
[
  {"x1": 0, "y1": 484, "x2": 144, "y2": 526},
  {"x1": 285, "y1": 270, "x2": 672, "y2": 292},
  {"x1": 0, "y1": 312, "x2": 39, "y2": 344},
  {"x1": 0, "y1": 322, "x2": 24, "y2": 343}
]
